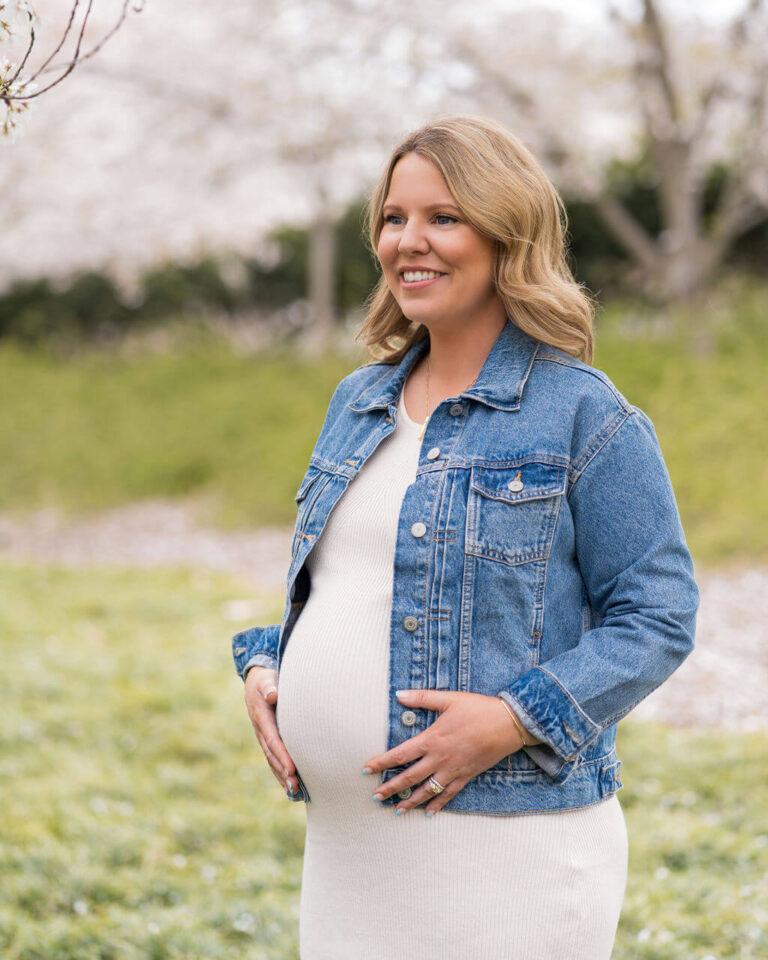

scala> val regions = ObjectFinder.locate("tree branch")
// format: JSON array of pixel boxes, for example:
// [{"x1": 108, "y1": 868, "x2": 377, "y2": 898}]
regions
[
  {"x1": 6, "y1": 1, "x2": 37, "y2": 86},
  {"x1": 639, "y1": 0, "x2": 680, "y2": 126},
  {"x1": 1, "y1": 0, "x2": 145, "y2": 102},
  {"x1": 592, "y1": 193, "x2": 660, "y2": 270},
  {"x1": 691, "y1": 0, "x2": 766, "y2": 142}
]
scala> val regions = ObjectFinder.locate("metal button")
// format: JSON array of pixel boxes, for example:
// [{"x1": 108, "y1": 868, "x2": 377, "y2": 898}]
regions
[
  {"x1": 403, "y1": 615, "x2": 418, "y2": 632},
  {"x1": 401, "y1": 710, "x2": 417, "y2": 727},
  {"x1": 508, "y1": 479, "x2": 524, "y2": 492},
  {"x1": 426, "y1": 447, "x2": 441, "y2": 460},
  {"x1": 397, "y1": 787, "x2": 412, "y2": 799},
  {"x1": 411, "y1": 522, "x2": 427, "y2": 538},
  {"x1": 449, "y1": 403, "x2": 463, "y2": 416}
]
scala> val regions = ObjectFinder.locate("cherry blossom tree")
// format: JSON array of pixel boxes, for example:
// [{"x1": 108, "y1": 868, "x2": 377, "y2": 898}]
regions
[
  {"x1": 0, "y1": 0, "x2": 434, "y2": 341},
  {"x1": 0, "y1": 0, "x2": 766, "y2": 345},
  {"x1": 389, "y1": 0, "x2": 768, "y2": 306}
]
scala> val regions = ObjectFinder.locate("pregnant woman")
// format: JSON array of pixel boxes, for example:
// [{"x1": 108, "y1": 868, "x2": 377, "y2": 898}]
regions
[{"x1": 232, "y1": 114, "x2": 699, "y2": 959}]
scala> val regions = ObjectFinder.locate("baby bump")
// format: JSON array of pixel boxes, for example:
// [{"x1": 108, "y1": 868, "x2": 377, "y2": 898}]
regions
[{"x1": 275, "y1": 605, "x2": 392, "y2": 801}]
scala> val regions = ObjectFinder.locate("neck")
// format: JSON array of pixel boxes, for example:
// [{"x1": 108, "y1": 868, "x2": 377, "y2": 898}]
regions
[{"x1": 423, "y1": 311, "x2": 507, "y2": 392}]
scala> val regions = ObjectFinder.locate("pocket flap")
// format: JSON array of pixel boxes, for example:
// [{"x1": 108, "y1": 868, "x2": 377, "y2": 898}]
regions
[{"x1": 470, "y1": 461, "x2": 567, "y2": 504}]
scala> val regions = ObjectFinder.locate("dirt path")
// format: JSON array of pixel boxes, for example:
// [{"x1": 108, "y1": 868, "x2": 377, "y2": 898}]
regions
[{"x1": 1, "y1": 502, "x2": 765, "y2": 733}]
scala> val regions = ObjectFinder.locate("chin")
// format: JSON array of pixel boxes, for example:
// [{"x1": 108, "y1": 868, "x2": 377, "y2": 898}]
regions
[
  {"x1": 396, "y1": 299, "x2": 444, "y2": 321},
  {"x1": 400, "y1": 309, "x2": 439, "y2": 327}
]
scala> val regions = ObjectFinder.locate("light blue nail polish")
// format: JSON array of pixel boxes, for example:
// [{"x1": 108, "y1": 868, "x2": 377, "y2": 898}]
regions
[
  {"x1": 426, "y1": 811, "x2": 433, "y2": 818},
  {"x1": 373, "y1": 794, "x2": 382, "y2": 802},
  {"x1": 396, "y1": 809, "x2": 404, "y2": 816},
  {"x1": 396, "y1": 690, "x2": 406, "y2": 697},
  {"x1": 362, "y1": 768, "x2": 371, "y2": 775}
]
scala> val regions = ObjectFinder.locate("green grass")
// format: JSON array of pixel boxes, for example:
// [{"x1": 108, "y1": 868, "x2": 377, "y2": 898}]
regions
[
  {"x1": 0, "y1": 335, "x2": 356, "y2": 531},
  {"x1": 594, "y1": 278, "x2": 768, "y2": 568},
  {"x1": 1, "y1": 277, "x2": 767, "y2": 565},
  {"x1": 1, "y1": 563, "x2": 766, "y2": 958},
  {"x1": 0, "y1": 563, "x2": 303, "y2": 960}
]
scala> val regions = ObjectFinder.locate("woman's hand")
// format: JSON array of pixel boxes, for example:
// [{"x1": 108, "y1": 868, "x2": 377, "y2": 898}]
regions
[
  {"x1": 244, "y1": 666, "x2": 299, "y2": 795},
  {"x1": 362, "y1": 690, "x2": 541, "y2": 815}
]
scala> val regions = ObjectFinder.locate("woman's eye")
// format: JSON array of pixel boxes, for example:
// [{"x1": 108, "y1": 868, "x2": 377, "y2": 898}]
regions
[{"x1": 382, "y1": 213, "x2": 457, "y2": 225}]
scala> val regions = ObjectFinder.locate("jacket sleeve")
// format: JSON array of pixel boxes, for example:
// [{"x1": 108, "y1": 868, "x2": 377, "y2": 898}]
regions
[
  {"x1": 498, "y1": 406, "x2": 700, "y2": 781},
  {"x1": 232, "y1": 624, "x2": 281, "y2": 681}
]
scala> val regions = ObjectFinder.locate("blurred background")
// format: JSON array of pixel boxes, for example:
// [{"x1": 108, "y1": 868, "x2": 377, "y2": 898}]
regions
[{"x1": 1, "y1": 1, "x2": 766, "y2": 957}]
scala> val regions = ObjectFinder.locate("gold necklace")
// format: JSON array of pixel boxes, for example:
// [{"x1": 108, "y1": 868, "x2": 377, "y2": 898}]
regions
[{"x1": 417, "y1": 355, "x2": 480, "y2": 441}]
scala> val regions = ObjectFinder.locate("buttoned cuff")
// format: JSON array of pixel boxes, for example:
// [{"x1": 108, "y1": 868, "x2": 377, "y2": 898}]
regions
[{"x1": 499, "y1": 665, "x2": 602, "y2": 781}]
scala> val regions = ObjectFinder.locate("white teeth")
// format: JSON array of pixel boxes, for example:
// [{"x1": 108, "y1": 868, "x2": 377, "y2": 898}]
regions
[{"x1": 403, "y1": 270, "x2": 443, "y2": 282}]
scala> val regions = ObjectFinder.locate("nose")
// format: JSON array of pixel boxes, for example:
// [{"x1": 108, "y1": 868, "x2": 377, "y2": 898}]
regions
[{"x1": 398, "y1": 217, "x2": 429, "y2": 255}]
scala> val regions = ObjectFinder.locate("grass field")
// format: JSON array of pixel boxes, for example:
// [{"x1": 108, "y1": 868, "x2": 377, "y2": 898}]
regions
[
  {"x1": 1, "y1": 563, "x2": 766, "y2": 959},
  {"x1": 1, "y1": 277, "x2": 767, "y2": 566}
]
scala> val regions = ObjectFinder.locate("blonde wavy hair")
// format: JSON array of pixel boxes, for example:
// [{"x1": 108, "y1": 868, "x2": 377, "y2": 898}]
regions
[{"x1": 355, "y1": 114, "x2": 596, "y2": 364}]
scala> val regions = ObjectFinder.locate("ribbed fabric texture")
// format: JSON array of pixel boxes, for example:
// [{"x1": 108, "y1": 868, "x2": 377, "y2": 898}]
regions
[{"x1": 275, "y1": 387, "x2": 628, "y2": 959}]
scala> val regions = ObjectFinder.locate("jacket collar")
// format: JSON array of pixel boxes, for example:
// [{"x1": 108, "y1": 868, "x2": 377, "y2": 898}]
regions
[{"x1": 347, "y1": 317, "x2": 540, "y2": 413}]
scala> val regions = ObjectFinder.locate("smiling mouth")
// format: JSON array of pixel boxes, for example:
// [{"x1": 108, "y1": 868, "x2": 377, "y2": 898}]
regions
[{"x1": 400, "y1": 270, "x2": 447, "y2": 288}]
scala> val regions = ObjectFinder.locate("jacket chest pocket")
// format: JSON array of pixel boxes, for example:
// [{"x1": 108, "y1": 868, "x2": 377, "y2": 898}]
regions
[{"x1": 466, "y1": 460, "x2": 567, "y2": 566}]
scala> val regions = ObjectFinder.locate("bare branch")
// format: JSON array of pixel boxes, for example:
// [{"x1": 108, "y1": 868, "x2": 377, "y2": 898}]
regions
[
  {"x1": 6, "y1": 1, "x2": 36, "y2": 86},
  {"x1": 1, "y1": 0, "x2": 145, "y2": 103},
  {"x1": 21, "y1": 0, "x2": 80, "y2": 82},
  {"x1": 35, "y1": 0, "x2": 146, "y2": 79}
]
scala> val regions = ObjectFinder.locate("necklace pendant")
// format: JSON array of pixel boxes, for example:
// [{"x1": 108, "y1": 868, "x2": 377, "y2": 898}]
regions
[{"x1": 417, "y1": 422, "x2": 426, "y2": 441}]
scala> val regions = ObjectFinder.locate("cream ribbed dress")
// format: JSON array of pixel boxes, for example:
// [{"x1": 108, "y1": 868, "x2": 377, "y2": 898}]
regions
[{"x1": 275, "y1": 386, "x2": 628, "y2": 960}]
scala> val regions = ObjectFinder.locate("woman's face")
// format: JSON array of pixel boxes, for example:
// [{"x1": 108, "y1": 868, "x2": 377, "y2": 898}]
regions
[{"x1": 377, "y1": 151, "x2": 502, "y2": 331}]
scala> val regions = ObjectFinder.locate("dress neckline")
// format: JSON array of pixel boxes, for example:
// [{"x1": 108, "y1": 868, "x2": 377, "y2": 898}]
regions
[{"x1": 397, "y1": 386, "x2": 426, "y2": 431}]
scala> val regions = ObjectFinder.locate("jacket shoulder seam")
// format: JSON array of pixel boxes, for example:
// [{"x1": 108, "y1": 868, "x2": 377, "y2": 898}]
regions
[{"x1": 567, "y1": 408, "x2": 635, "y2": 493}]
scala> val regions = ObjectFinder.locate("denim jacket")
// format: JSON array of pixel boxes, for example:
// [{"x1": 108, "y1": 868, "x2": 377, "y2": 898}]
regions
[{"x1": 232, "y1": 318, "x2": 699, "y2": 814}]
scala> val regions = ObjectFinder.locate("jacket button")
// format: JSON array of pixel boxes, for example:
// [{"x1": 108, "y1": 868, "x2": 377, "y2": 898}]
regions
[
  {"x1": 449, "y1": 403, "x2": 463, "y2": 416},
  {"x1": 508, "y1": 479, "x2": 524, "y2": 492},
  {"x1": 411, "y1": 522, "x2": 427, "y2": 538},
  {"x1": 403, "y1": 615, "x2": 419, "y2": 631},
  {"x1": 397, "y1": 787, "x2": 413, "y2": 799},
  {"x1": 401, "y1": 710, "x2": 417, "y2": 727},
  {"x1": 426, "y1": 447, "x2": 441, "y2": 460}
]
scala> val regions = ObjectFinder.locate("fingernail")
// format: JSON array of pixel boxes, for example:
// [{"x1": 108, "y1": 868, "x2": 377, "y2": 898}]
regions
[
  {"x1": 396, "y1": 808, "x2": 405, "y2": 816},
  {"x1": 265, "y1": 687, "x2": 277, "y2": 697},
  {"x1": 426, "y1": 811, "x2": 434, "y2": 818},
  {"x1": 372, "y1": 794, "x2": 382, "y2": 802},
  {"x1": 396, "y1": 690, "x2": 406, "y2": 697},
  {"x1": 362, "y1": 767, "x2": 372, "y2": 775}
]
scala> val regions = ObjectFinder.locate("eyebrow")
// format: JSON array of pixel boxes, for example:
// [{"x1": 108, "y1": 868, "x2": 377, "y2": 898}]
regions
[{"x1": 382, "y1": 201, "x2": 462, "y2": 214}]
